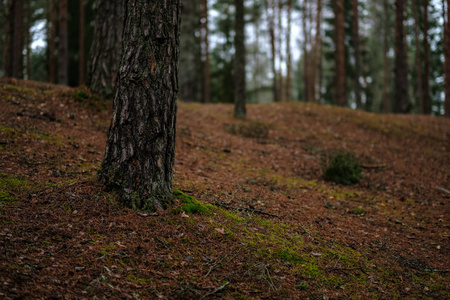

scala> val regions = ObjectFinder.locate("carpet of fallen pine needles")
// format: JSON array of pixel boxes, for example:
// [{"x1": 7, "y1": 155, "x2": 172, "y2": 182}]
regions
[{"x1": 0, "y1": 78, "x2": 449, "y2": 299}]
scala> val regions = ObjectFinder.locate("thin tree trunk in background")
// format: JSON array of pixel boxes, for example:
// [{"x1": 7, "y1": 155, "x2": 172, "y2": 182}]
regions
[
  {"x1": 58, "y1": 0, "x2": 68, "y2": 85},
  {"x1": 99, "y1": 0, "x2": 180, "y2": 211},
  {"x1": 313, "y1": 0, "x2": 323, "y2": 103},
  {"x1": 423, "y1": 0, "x2": 431, "y2": 114},
  {"x1": 88, "y1": 0, "x2": 124, "y2": 98},
  {"x1": 265, "y1": 0, "x2": 279, "y2": 102},
  {"x1": 79, "y1": 0, "x2": 85, "y2": 85},
  {"x1": 48, "y1": 0, "x2": 57, "y2": 83},
  {"x1": 25, "y1": 0, "x2": 31, "y2": 79},
  {"x1": 444, "y1": 0, "x2": 450, "y2": 117},
  {"x1": 234, "y1": 0, "x2": 246, "y2": 119},
  {"x1": 285, "y1": 0, "x2": 292, "y2": 101},
  {"x1": 334, "y1": 0, "x2": 346, "y2": 106},
  {"x1": 200, "y1": 0, "x2": 210, "y2": 103},
  {"x1": 277, "y1": 0, "x2": 283, "y2": 101},
  {"x1": 412, "y1": 0, "x2": 424, "y2": 114},
  {"x1": 382, "y1": 0, "x2": 391, "y2": 113},
  {"x1": 4, "y1": 0, "x2": 12, "y2": 77},
  {"x1": 352, "y1": 0, "x2": 362, "y2": 109},
  {"x1": 394, "y1": 0, "x2": 409, "y2": 113},
  {"x1": 301, "y1": 0, "x2": 309, "y2": 102},
  {"x1": 253, "y1": 2, "x2": 260, "y2": 103},
  {"x1": 12, "y1": 0, "x2": 23, "y2": 79}
]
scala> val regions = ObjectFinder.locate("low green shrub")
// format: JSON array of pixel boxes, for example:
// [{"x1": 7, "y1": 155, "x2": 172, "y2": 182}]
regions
[{"x1": 322, "y1": 152, "x2": 363, "y2": 185}]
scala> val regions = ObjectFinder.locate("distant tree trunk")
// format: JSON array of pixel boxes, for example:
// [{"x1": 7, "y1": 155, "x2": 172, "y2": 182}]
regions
[
  {"x1": 444, "y1": 0, "x2": 450, "y2": 117},
  {"x1": 25, "y1": 0, "x2": 31, "y2": 79},
  {"x1": 48, "y1": 0, "x2": 57, "y2": 83},
  {"x1": 200, "y1": 0, "x2": 210, "y2": 103},
  {"x1": 58, "y1": 0, "x2": 68, "y2": 85},
  {"x1": 423, "y1": 0, "x2": 431, "y2": 114},
  {"x1": 252, "y1": 2, "x2": 260, "y2": 103},
  {"x1": 99, "y1": 0, "x2": 181, "y2": 211},
  {"x1": 265, "y1": 0, "x2": 279, "y2": 102},
  {"x1": 79, "y1": 0, "x2": 85, "y2": 85},
  {"x1": 234, "y1": 0, "x2": 246, "y2": 119},
  {"x1": 285, "y1": 0, "x2": 292, "y2": 101},
  {"x1": 179, "y1": 0, "x2": 201, "y2": 102},
  {"x1": 334, "y1": 0, "x2": 346, "y2": 106},
  {"x1": 5, "y1": 0, "x2": 24, "y2": 78},
  {"x1": 301, "y1": 0, "x2": 310, "y2": 102},
  {"x1": 394, "y1": 0, "x2": 410, "y2": 113},
  {"x1": 313, "y1": 0, "x2": 323, "y2": 103},
  {"x1": 88, "y1": 0, "x2": 124, "y2": 98},
  {"x1": 382, "y1": 0, "x2": 391, "y2": 113},
  {"x1": 351, "y1": 0, "x2": 362, "y2": 109},
  {"x1": 412, "y1": 0, "x2": 424, "y2": 114},
  {"x1": 277, "y1": 0, "x2": 283, "y2": 101}
]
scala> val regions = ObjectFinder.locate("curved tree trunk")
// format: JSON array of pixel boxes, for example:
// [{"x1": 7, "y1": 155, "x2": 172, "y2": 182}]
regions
[
  {"x1": 234, "y1": 0, "x2": 246, "y2": 119},
  {"x1": 99, "y1": 0, "x2": 180, "y2": 211},
  {"x1": 87, "y1": 0, "x2": 124, "y2": 99}
]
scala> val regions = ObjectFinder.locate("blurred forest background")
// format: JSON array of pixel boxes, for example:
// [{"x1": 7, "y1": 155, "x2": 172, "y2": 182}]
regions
[{"x1": 1, "y1": 0, "x2": 449, "y2": 116}]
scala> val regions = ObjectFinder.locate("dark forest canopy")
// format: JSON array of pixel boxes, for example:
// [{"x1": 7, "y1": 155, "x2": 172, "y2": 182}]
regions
[{"x1": 1, "y1": 0, "x2": 449, "y2": 116}]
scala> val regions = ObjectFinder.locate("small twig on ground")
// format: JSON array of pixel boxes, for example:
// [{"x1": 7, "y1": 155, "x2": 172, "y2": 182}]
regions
[
  {"x1": 200, "y1": 282, "x2": 229, "y2": 299},
  {"x1": 214, "y1": 201, "x2": 279, "y2": 218},
  {"x1": 435, "y1": 187, "x2": 450, "y2": 195}
]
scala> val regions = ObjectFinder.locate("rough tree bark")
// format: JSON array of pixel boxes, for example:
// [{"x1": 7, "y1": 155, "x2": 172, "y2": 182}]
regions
[
  {"x1": 334, "y1": 0, "x2": 346, "y2": 106},
  {"x1": 423, "y1": 0, "x2": 431, "y2": 114},
  {"x1": 58, "y1": 0, "x2": 68, "y2": 85},
  {"x1": 234, "y1": 0, "x2": 246, "y2": 119},
  {"x1": 98, "y1": 0, "x2": 180, "y2": 211},
  {"x1": 25, "y1": 0, "x2": 31, "y2": 79},
  {"x1": 4, "y1": 0, "x2": 13, "y2": 77},
  {"x1": 445, "y1": 0, "x2": 450, "y2": 117},
  {"x1": 87, "y1": 0, "x2": 124, "y2": 99},
  {"x1": 352, "y1": 0, "x2": 362, "y2": 109},
  {"x1": 394, "y1": 0, "x2": 410, "y2": 113},
  {"x1": 312, "y1": 0, "x2": 323, "y2": 103}
]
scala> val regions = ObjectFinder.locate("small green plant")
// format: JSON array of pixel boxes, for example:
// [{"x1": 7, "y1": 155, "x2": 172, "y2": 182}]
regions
[
  {"x1": 351, "y1": 207, "x2": 365, "y2": 215},
  {"x1": 322, "y1": 152, "x2": 363, "y2": 185},
  {"x1": 297, "y1": 282, "x2": 308, "y2": 291},
  {"x1": 172, "y1": 190, "x2": 211, "y2": 215},
  {"x1": 72, "y1": 91, "x2": 89, "y2": 102}
]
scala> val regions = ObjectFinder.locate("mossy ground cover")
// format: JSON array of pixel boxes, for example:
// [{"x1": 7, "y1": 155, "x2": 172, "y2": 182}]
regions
[{"x1": 0, "y1": 78, "x2": 448, "y2": 298}]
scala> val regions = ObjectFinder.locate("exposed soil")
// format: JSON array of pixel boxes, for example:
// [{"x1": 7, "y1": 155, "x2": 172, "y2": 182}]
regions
[{"x1": 0, "y1": 78, "x2": 449, "y2": 299}]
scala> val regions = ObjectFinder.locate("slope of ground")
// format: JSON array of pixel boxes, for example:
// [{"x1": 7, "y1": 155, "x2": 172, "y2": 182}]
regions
[{"x1": 0, "y1": 78, "x2": 449, "y2": 299}]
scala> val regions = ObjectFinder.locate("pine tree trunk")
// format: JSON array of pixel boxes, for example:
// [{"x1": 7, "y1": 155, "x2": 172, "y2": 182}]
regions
[
  {"x1": 394, "y1": 0, "x2": 410, "y2": 113},
  {"x1": 334, "y1": 0, "x2": 346, "y2": 106},
  {"x1": 285, "y1": 0, "x2": 292, "y2": 101},
  {"x1": 87, "y1": 0, "x2": 124, "y2": 99},
  {"x1": 277, "y1": 0, "x2": 283, "y2": 102},
  {"x1": 412, "y1": 0, "x2": 424, "y2": 114},
  {"x1": 25, "y1": 0, "x2": 31, "y2": 79},
  {"x1": 382, "y1": 0, "x2": 391, "y2": 113},
  {"x1": 79, "y1": 0, "x2": 85, "y2": 85},
  {"x1": 58, "y1": 0, "x2": 68, "y2": 85},
  {"x1": 234, "y1": 0, "x2": 246, "y2": 119},
  {"x1": 423, "y1": 0, "x2": 431, "y2": 114},
  {"x1": 48, "y1": 0, "x2": 57, "y2": 83},
  {"x1": 301, "y1": 0, "x2": 310, "y2": 102},
  {"x1": 312, "y1": 0, "x2": 323, "y2": 103},
  {"x1": 265, "y1": 0, "x2": 279, "y2": 102},
  {"x1": 98, "y1": 0, "x2": 180, "y2": 211},
  {"x1": 352, "y1": 0, "x2": 362, "y2": 109},
  {"x1": 445, "y1": 0, "x2": 450, "y2": 117},
  {"x1": 200, "y1": 0, "x2": 210, "y2": 103},
  {"x1": 4, "y1": 0, "x2": 13, "y2": 77}
]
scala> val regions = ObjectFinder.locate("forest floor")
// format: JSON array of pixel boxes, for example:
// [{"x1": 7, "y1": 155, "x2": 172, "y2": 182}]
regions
[{"x1": 0, "y1": 78, "x2": 449, "y2": 299}]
